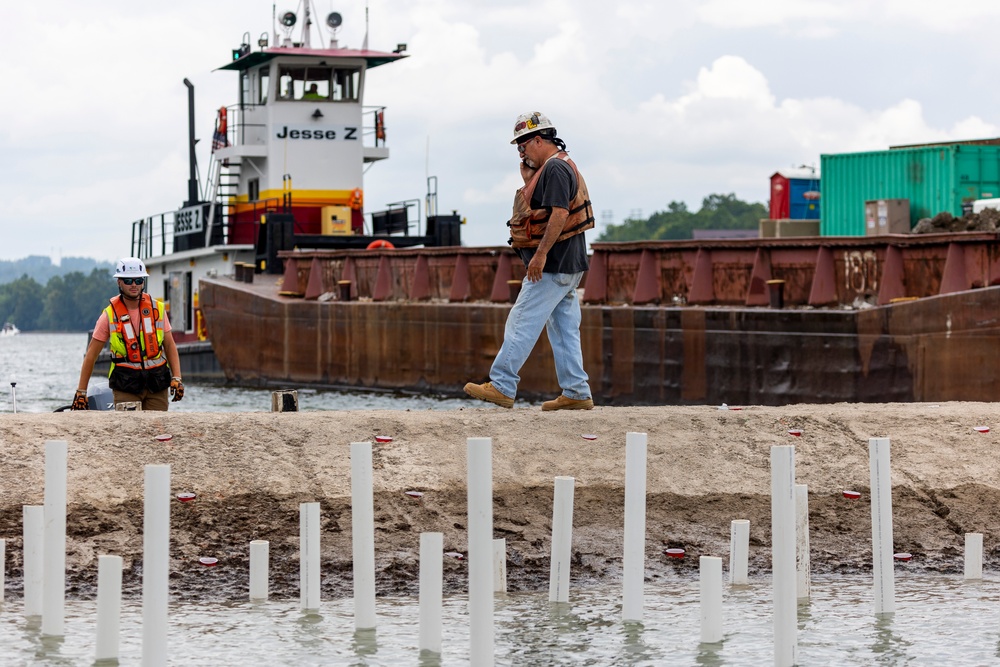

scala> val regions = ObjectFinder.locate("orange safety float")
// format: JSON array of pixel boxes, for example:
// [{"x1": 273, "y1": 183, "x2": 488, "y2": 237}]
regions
[
  {"x1": 349, "y1": 187, "x2": 364, "y2": 210},
  {"x1": 366, "y1": 239, "x2": 394, "y2": 249}
]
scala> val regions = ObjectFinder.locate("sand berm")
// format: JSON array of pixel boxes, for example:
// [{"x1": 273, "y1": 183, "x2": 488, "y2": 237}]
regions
[{"x1": 1, "y1": 402, "x2": 997, "y2": 601}]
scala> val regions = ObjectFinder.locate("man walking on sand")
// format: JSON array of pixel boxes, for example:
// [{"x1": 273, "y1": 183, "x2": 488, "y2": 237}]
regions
[{"x1": 464, "y1": 112, "x2": 595, "y2": 411}]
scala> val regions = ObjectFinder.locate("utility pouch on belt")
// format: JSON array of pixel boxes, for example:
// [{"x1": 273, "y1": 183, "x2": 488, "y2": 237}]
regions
[
  {"x1": 146, "y1": 364, "x2": 173, "y2": 394},
  {"x1": 109, "y1": 365, "x2": 145, "y2": 394}
]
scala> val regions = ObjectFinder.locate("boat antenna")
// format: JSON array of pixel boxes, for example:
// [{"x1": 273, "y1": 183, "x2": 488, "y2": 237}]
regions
[
  {"x1": 272, "y1": 3, "x2": 278, "y2": 47},
  {"x1": 362, "y1": 1, "x2": 369, "y2": 51},
  {"x1": 302, "y1": 0, "x2": 312, "y2": 48}
]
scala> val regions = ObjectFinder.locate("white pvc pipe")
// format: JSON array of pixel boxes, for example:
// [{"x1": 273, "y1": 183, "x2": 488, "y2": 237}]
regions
[
  {"x1": 965, "y1": 532, "x2": 983, "y2": 580},
  {"x1": 771, "y1": 445, "x2": 798, "y2": 667},
  {"x1": 869, "y1": 437, "x2": 896, "y2": 615},
  {"x1": 249, "y1": 540, "x2": 269, "y2": 600},
  {"x1": 418, "y1": 532, "x2": 443, "y2": 655},
  {"x1": 548, "y1": 476, "x2": 575, "y2": 603},
  {"x1": 729, "y1": 519, "x2": 750, "y2": 586},
  {"x1": 95, "y1": 554, "x2": 123, "y2": 662},
  {"x1": 299, "y1": 502, "x2": 321, "y2": 611},
  {"x1": 700, "y1": 555, "x2": 723, "y2": 644},
  {"x1": 42, "y1": 440, "x2": 67, "y2": 637},
  {"x1": 351, "y1": 441, "x2": 376, "y2": 629},
  {"x1": 795, "y1": 484, "x2": 811, "y2": 600},
  {"x1": 467, "y1": 437, "x2": 494, "y2": 666},
  {"x1": 493, "y1": 538, "x2": 507, "y2": 593},
  {"x1": 23, "y1": 505, "x2": 43, "y2": 617},
  {"x1": 142, "y1": 464, "x2": 170, "y2": 667},
  {"x1": 351, "y1": 442, "x2": 376, "y2": 630},
  {"x1": 622, "y1": 432, "x2": 647, "y2": 623}
]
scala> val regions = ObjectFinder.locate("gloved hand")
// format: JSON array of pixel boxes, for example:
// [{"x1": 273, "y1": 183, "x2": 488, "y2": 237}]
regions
[
  {"x1": 170, "y1": 377, "x2": 185, "y2": 402},
  {"x1": 71, "y1": 390, "x2": 89, "y2": 411}
]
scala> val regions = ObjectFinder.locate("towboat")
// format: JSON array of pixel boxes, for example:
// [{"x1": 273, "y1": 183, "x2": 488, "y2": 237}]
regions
[{"x1": 96, "y1": 5, "x2": 461, "y2": 381}]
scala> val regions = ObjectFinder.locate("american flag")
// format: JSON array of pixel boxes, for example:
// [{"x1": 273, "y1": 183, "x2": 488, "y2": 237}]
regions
[{"x1": 212, "y1": 107, "x2": 229, "y2": 152}]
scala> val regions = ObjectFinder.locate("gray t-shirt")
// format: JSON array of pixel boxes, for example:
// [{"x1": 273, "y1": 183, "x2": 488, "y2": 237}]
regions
[{"x1": 516, "y1": 158, "x2": 590, "y2": 274}]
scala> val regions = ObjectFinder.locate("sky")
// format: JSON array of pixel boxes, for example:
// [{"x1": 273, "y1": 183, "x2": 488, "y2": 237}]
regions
[{"x1": 3, "y1": 0, "x2": 1000, "y2": 263}]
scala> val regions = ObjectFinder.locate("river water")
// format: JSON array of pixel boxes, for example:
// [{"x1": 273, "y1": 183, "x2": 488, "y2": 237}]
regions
[
  {"x1": 3, "y1": 334, "x2": 999, "y2": 664},
  {"x1": 0, "y1": 333, "x2": 480, "y2": 413},
  {"x1": 2, "y1": 575, "x2": 1000, "y2": 665}
]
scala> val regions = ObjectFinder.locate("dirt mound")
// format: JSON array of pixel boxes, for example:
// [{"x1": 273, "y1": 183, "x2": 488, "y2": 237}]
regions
[
  {"x1": 1, "y1": 404, "x2": 998, "y2": 601},
  {"x1": 912, "y1": 208, "x2": 999, "y2": 233}
]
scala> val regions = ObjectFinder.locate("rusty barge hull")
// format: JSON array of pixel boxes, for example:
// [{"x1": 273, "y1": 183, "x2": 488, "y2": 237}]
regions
[{"x1": 199, "y1": 234, "x2": 1000, "y2": 405}]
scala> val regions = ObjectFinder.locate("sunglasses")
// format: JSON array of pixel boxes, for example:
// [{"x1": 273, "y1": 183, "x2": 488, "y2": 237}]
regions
[{"x1": 120, "y1": 277, "x2": 145, "y2": 285}]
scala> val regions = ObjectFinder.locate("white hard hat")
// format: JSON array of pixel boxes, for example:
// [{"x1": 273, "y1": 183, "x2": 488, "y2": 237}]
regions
[
  {"x1": 511, "y1": 111, "x2": 556, "y2": 144},
  {"x1": 114, "y1": 257, "x2": 149, "y2": 278}
]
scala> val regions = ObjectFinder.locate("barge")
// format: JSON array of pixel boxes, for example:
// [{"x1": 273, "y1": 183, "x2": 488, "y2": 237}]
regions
[{"x1": 199, "y1": 232, "x2": 1000, "y2": 405}]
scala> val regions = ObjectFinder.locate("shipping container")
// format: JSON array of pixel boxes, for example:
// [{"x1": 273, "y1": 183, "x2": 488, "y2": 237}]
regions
[
  {"x1": 820, "y1": 144, "x2": 1000, "y2": 236},
  {"x1": 769, "y1": 168, "x2": 820, "y2": 220}
]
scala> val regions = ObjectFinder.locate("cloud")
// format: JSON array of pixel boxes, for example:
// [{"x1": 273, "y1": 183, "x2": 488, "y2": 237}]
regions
[
  {"x1": 5, "y1": 0, "x2": 1000, "y2": 260},
  {"x1": 883, "y1": 0, "x2": 1000, "y2": 31},
  {"x1": 695, "y1": 0, "x2": 862, "y2": 30}
]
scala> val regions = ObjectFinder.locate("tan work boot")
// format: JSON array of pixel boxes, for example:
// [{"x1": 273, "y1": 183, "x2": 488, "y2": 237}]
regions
[
  {"x1": 464, "y1": 381, "x2": 514, "y2": 409},
  {"x1": 541, "y1": 395, "x2": 595, "y2": 411}
]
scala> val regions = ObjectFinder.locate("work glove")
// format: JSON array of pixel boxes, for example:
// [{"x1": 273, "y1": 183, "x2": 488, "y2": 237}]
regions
[
  {"x1": 170, "y1": 377, "x2": 185, "y2": 402},
  {"x1": 71, "y1": 390, "x2": 89, "y2": 411}
]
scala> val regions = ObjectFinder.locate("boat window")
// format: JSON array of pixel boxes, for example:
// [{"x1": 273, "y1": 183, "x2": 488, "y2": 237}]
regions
[
  {"x1": 259, "y1": 69, "x2": 270, "y2": 105},
  {"x1": 276, "y1": 65, "x2": 360, "y2": 101},
  {"x1": 333, "y1": 68, "x2": 361, "y2": 101},
  {"x1": 277, "y1": 65, "x2": 334, "y2": 101},
  {"x1": 240, "y1": 71, "x2": 250, "y2": 108}
]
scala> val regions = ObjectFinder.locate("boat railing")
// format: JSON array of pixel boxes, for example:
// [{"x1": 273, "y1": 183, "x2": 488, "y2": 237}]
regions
[
  {"x1": 131, "y1": 195, "x2": 290, "y2": 260},
  {"x1": 362, "y1": 106, "x2": 388, "y2": 146},
  {"x1": 132, "y1": 212, "x2": 175, "y2": 259},
  {"x1": 225, "y1": 105, "x2": 267, "y2": 147}
]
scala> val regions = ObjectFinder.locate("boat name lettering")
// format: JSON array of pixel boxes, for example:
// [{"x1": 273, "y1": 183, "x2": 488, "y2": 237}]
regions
[
  {"x1": 175, "y1": 205, "x2": 205, "y2": 236},
  {"x1": 844, "y1": 250, "x2": 878, "y2": 295},
  {"x1": 275, "y1": 125, "x2": 358, "y2": 141}
]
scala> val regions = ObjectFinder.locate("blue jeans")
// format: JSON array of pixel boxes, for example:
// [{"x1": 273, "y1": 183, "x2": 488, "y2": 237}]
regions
[{"x1": 489, "y1": 272, "x2": 591, "y2": 400}]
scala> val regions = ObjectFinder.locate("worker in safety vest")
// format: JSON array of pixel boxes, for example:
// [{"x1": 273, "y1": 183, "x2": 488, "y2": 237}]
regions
[
  {"x1": 464, "y1": 112, "x2": 595, "y2": 411},
  {"x1": 302, "y1": 83, "x2": 324, "y2": 100},
  {"x1": 72, "y1": 257, "x2": 184, "y2": 411}
]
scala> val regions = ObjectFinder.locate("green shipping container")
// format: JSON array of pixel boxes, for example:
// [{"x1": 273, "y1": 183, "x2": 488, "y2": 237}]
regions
[{"x1": 820, "y1": 144, "x2": 1000, "y2": 236}]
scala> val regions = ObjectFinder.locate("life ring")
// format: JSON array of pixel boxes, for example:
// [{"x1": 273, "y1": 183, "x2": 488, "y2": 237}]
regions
[{"x1": 367, "y1": 239, "x2": 394, "y2": 250}]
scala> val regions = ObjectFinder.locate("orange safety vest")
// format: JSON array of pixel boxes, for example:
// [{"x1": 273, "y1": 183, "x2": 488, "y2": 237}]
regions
[
  {"x1": 105, "y1": 294, "x2": 167, "y2": 371},
  {"x1": 507, "y1": 153, "x2": 594, "y2": 249}
]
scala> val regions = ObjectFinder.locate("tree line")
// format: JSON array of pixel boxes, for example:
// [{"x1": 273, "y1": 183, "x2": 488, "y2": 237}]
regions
[
  {"x1": 0, "y1": 269, "x2": 117, "y2": 332},
  {"x1": 596, "y1": 193, "x2": 766, "y2": 241},
  {"x1": 0, "y1": 255, "x2": 113, "y2": 286}
]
